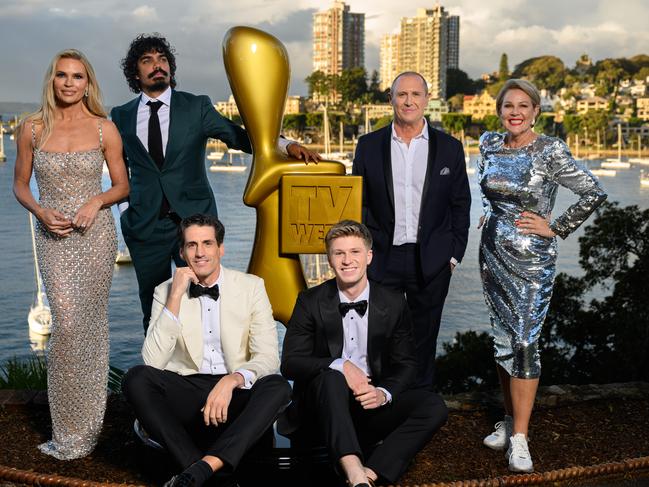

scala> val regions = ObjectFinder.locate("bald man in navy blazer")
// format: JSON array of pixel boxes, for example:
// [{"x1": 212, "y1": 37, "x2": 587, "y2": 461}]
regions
[{"x1": 352, "y1": 71, "x2": 471, "y2": 389}]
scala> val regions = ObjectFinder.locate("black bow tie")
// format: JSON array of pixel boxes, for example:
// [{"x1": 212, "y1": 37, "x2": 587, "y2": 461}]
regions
[
  {"x1": 338, "y1": 300, "x2": 368, "y2": 317},
  {"x1": 189, "y1": 282, "x2": 220, "y2": 301}
]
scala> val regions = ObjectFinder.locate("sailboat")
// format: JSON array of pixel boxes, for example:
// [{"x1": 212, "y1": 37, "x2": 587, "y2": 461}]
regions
[
  {"x1": 209, "y1": 148, "x2": 247, "y2": 172},
  {"x1": 602, "y1": 124, "x2": 631, "y2": 169},
  {"x1": 629, "y1": 134, "x2": 649, "y2": 165},
  {"x1": 27, "y1": 213, "x2": 52, "y2": 336},
  {"x1": 0, "y1": 124, "x2": 7, "y2": 162},
  {"x1": 640, "y1": 170, "x2": 649, "y2": 188},
  {"x1": 320, "y1": 105, "x2": 352, "y2": 173}
]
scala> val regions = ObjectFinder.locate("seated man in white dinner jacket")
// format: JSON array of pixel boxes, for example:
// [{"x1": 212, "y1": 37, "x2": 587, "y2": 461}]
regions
[{"x1": 122, "y1": 213, "x2": 291, "y2": 487}]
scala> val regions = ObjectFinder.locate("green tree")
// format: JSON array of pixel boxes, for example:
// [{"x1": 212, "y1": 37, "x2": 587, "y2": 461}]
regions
[
  {"x1": 544, "y1": 203, "x2": 649, "y2": 383},
  {"x1": 306, "y1": 70, "x2": 329, "y2": 98},
  {"x1": 534, "y1": 114, "x2": 555, "y2": 136},
  {"x1": 498, "y1": 53, "x2": 509, "y2": 81},
  {"x1": 305, "y1": 112, "x2": 323, "y2": 129},
  {"x1": 482, "y1": 114, "x2": 501, "y2": 132},
  {"x1": 373, "y1": 115, "x2": 393, "y2": 130},
  {"x1": 446, "y1": 68, "x2": 477, "y2": 98},
  {"x1": 282, "y1": 114, "x2": 306, "y2": 136},
  {"x1": 339, "y1": 67, "x2": 368, "y2": 105},
  {"x1": 512, "y1": 56, "x2": 567, "y2": 91},
  {"x1": 581, "y1": 110, "x2": 609, "y2": 137},
  {"x1": 562, "y1": 113, "x2": 582, "y2": 136},
  {"x1": 441, "y1": 113, "x2": 471, "y2": 137}
]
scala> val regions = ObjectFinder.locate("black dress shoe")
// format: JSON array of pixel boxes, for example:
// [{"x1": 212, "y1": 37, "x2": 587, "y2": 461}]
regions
[
  {"x1": 353, "y1": 484, "x2": 370, "y2": 487},
  {"x1": 163, "y1": 473, "x2": 195, "y2": 487}
]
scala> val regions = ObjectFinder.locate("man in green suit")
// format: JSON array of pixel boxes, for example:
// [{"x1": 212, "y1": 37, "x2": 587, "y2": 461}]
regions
[{"x1": 111, "y1": 34, "x2": 318, "y2": 331}]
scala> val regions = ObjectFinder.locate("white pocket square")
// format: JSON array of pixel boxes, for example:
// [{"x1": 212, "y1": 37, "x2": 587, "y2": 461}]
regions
[{"x1": 440, "y1": 167, "x2": 450, "y2": 176}]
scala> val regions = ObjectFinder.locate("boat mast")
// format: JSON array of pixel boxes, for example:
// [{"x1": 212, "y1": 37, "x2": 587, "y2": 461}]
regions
[{"x1": 29, "y1": 213, "x2": 45, "y2": 308}]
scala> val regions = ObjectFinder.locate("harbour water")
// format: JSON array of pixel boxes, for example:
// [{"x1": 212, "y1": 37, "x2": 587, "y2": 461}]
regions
[{"x1": 0, "y1": 134, "x2": 647, "y2": 369}]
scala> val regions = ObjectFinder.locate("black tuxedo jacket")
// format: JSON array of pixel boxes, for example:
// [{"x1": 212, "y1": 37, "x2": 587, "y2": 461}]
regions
[
  {"x1": 352, "y1": 122, "x2": 471, "y2": 283},
  {"x1": 280, "y1": 279, "x2": 417, "y2": 431}
]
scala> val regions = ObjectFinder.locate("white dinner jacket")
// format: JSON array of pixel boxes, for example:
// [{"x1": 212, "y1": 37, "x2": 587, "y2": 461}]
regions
[{"x1": 142, "y1": 266, "x2": 279, "y2": 383}]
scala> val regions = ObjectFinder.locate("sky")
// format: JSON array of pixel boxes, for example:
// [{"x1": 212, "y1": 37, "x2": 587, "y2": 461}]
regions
[{"x1": 1, "y1": 0, "x2": 648, "y2": 106}]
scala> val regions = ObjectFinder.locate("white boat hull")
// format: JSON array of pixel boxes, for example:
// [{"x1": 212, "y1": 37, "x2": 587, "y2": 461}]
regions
[
  {"x1": 591, "y1": 169, "x2": 617, "y2": 177},
  {"x1": 28, "y1": 303, "x2": 52, "y2": 336},
  {"x1": 601, "y1": 161, "x2": 631, "y2": 169},
  {"x1": 209, "y1": 165, "x2": 247, "y2": 173}
]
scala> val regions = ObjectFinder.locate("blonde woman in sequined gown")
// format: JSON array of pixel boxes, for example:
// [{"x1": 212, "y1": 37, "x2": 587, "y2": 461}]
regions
[
  {"x1": 13, "y1": 49, "x2": 129, "y2": 460},
  {"x1": 477, "y1": 79, "x2": 606, "y2": 473}
]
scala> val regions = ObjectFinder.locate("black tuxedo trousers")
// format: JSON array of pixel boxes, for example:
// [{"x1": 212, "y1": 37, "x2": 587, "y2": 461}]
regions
[
  {"x1": 304, "y1": 369, "x2": 448, "y2": 483},
  {"x1": 379, "y1": 243, "x2": 453, "y2": 389},
  {"x1": 122, "y1": 365, "x2": 291, "y2": 469}
]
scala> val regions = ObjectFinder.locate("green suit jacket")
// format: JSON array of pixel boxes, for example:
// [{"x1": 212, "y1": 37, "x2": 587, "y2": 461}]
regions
[{"x1": 110, "y1": 90, "x2": 252, "y2": 241}]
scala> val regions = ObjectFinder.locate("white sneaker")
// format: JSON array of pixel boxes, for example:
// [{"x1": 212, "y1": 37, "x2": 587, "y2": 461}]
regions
[
  {"x1": 507, "y1": 433, "x2": 534, "y2": 473},
  {"x1": 483, "y1": 415, "x2": 513, "y2": 450}
]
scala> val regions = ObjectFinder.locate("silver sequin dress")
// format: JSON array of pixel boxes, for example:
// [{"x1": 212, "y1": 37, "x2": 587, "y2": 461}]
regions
[
  {"x1": 31, "y1": 122, "x2": 117, "y2": 460},
  {"x1": 477, "y1": 132, "x2": 606, "y2": 379}
]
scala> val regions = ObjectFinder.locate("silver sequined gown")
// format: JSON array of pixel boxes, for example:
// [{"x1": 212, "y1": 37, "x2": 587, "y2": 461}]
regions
[
  {"x1": 32, "y1": 125, "x2": 116, "y2": 460},
  {"x1": 477, "y1": 132, "x2": 606, "y2": 379}
]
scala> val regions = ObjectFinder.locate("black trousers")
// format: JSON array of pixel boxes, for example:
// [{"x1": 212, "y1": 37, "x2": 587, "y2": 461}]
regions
[
  {"x1": 123, "y1": 215, "x2": 185, "y2": 333},
  {"x1": 122, "y1": 365, "x2": 292, "y2": 470},
  {"x1": 380, "y1": 243, "x2": 452, "y2": 388},
  {"x1": 304, "y1": 369, "x2": 448, "y2": 484}
]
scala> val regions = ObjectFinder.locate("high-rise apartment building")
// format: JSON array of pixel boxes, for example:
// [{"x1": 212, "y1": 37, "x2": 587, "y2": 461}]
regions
[
  {"x1": 446, "y1": 14, "x2": 459, "y2": 70},
  {"x1": 312, "y1": 1, "x2": 365, "y2": 76},
  {"x1": 380, "y1": 34, "x2": 400, "y2": 91},
  {"x1": 379, "y1": 5, "x2": 459, "y2": 99}
]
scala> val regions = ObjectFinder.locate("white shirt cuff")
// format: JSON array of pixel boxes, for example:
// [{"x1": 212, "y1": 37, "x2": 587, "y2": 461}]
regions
[
  {"x1": 329, "y1": 358, "x2": 346, "y2": 373},
  {"x1": 277, "y1": 137, "x2": 292, "y2": 155},
  {"x1": 162, "y1": 307, "x2": 179, "y2": 322},
  {"x1": 376, "y1": 387, "x2": 392, "y2": 406},
  {"x1": 118, "y1": 201, "x2": 130, "y2": 215},
  {"x1": 234, "y1": 369, "x2": 255, "y2": 389},
  {"x1": 450, "y1": 257, "x2": 459, "y2": 267}
]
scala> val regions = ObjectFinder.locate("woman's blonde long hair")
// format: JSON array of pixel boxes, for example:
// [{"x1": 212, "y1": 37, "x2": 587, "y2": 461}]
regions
[{"x1": 20, "y1": 49, "x2": 106, "y2": 149}]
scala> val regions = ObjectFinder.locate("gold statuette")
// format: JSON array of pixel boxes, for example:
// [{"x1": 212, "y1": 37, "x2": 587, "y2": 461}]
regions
[{"x1": 222, "y1": 26, "x2": 359, "y2": 324}]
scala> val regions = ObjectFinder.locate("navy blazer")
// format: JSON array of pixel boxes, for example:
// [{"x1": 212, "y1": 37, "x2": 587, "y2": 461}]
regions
[{"x1": 352, "y1": 122, "x2": 471, "y2": 283}]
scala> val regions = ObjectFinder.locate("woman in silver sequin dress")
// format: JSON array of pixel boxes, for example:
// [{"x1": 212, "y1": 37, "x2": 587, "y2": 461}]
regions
[
  {"x1": 13, "y1": 49, "x2": 129, "y2": 460},
  {"x1": 477, "y1": 79, "x2": 606, "y2": 473}
]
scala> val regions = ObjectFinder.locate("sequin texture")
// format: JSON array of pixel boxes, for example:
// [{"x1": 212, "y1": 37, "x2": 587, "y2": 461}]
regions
[
  {"x1": 477, "y1": 132, "x2": 606, "y2": 378},
  {"x1": 32, "y1": 142, "x2": 117, "y2": 460}
]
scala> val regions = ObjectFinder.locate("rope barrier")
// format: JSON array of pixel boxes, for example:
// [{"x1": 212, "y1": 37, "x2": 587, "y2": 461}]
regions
[{"x1": 1, "y1": 456, "x2": 648, "y2": 487}]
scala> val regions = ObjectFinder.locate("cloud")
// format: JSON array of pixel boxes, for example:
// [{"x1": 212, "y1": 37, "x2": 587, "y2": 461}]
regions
[
  {"x1": 0, "y1": 0, "x2": 648, "y2": 105},
  {"x1": 131, "y1": 5, "x2": 158, "y2": 21}
]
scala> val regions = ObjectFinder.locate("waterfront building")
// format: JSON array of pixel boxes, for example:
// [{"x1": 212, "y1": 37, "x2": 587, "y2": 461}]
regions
[
  {"x1": 463, "y1": 91, "x2": 496, "y2": 120},
  {"x1": 577, "y1": 96, "x2": 609, "y2": 114},
  {"x1": 638, "y1": 98, "x2": 649, "y2": 121},
  {"x1": 379, "y1": 5, "x2": 459, "y2": 99},
  {"x1": 215, "y1": 95, "x2": 305, "y2": 117},
  {"x1": 425, "y1": 98, "x2": 449, "y2": 123},
  {"x1": 363, "y1": 103, "x2": 394, "y2": 120},
  {"x1": 312, "y1": 1, "x2": 365, "y2": 76}
]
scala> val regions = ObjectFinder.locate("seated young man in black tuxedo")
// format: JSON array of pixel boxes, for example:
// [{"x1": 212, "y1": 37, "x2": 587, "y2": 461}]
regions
[{"x1": 281, "y1": 220, "x2": 448, "y2": 486}]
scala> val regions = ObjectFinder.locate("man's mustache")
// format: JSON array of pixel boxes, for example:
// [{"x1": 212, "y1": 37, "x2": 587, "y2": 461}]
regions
[{"x1": 149, "y1": 69, "x2": 168, "y2": 79}]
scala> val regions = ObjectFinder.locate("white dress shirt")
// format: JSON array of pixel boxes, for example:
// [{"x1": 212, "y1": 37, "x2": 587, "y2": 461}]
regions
[
  {"x1": 390, "y1": 120, "x2": 459, "y2": 267},
  {"x1": 329, "y1": 282, "x2": 392, "y2": 404},
  {"x1": 137, "y1": 86, "x2": 173, "y2": 155},
  {"x1": 391, "y1": 121, "x2": 429, "y2": 246},
  {"x1": 162, "y1": 267, "x2": 254, "y2": 388}
]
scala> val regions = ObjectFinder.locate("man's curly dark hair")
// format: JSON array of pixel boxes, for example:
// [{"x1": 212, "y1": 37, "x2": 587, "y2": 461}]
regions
[{"x1": 121, "y1": 33, "x2": 177, "y2": 93}]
